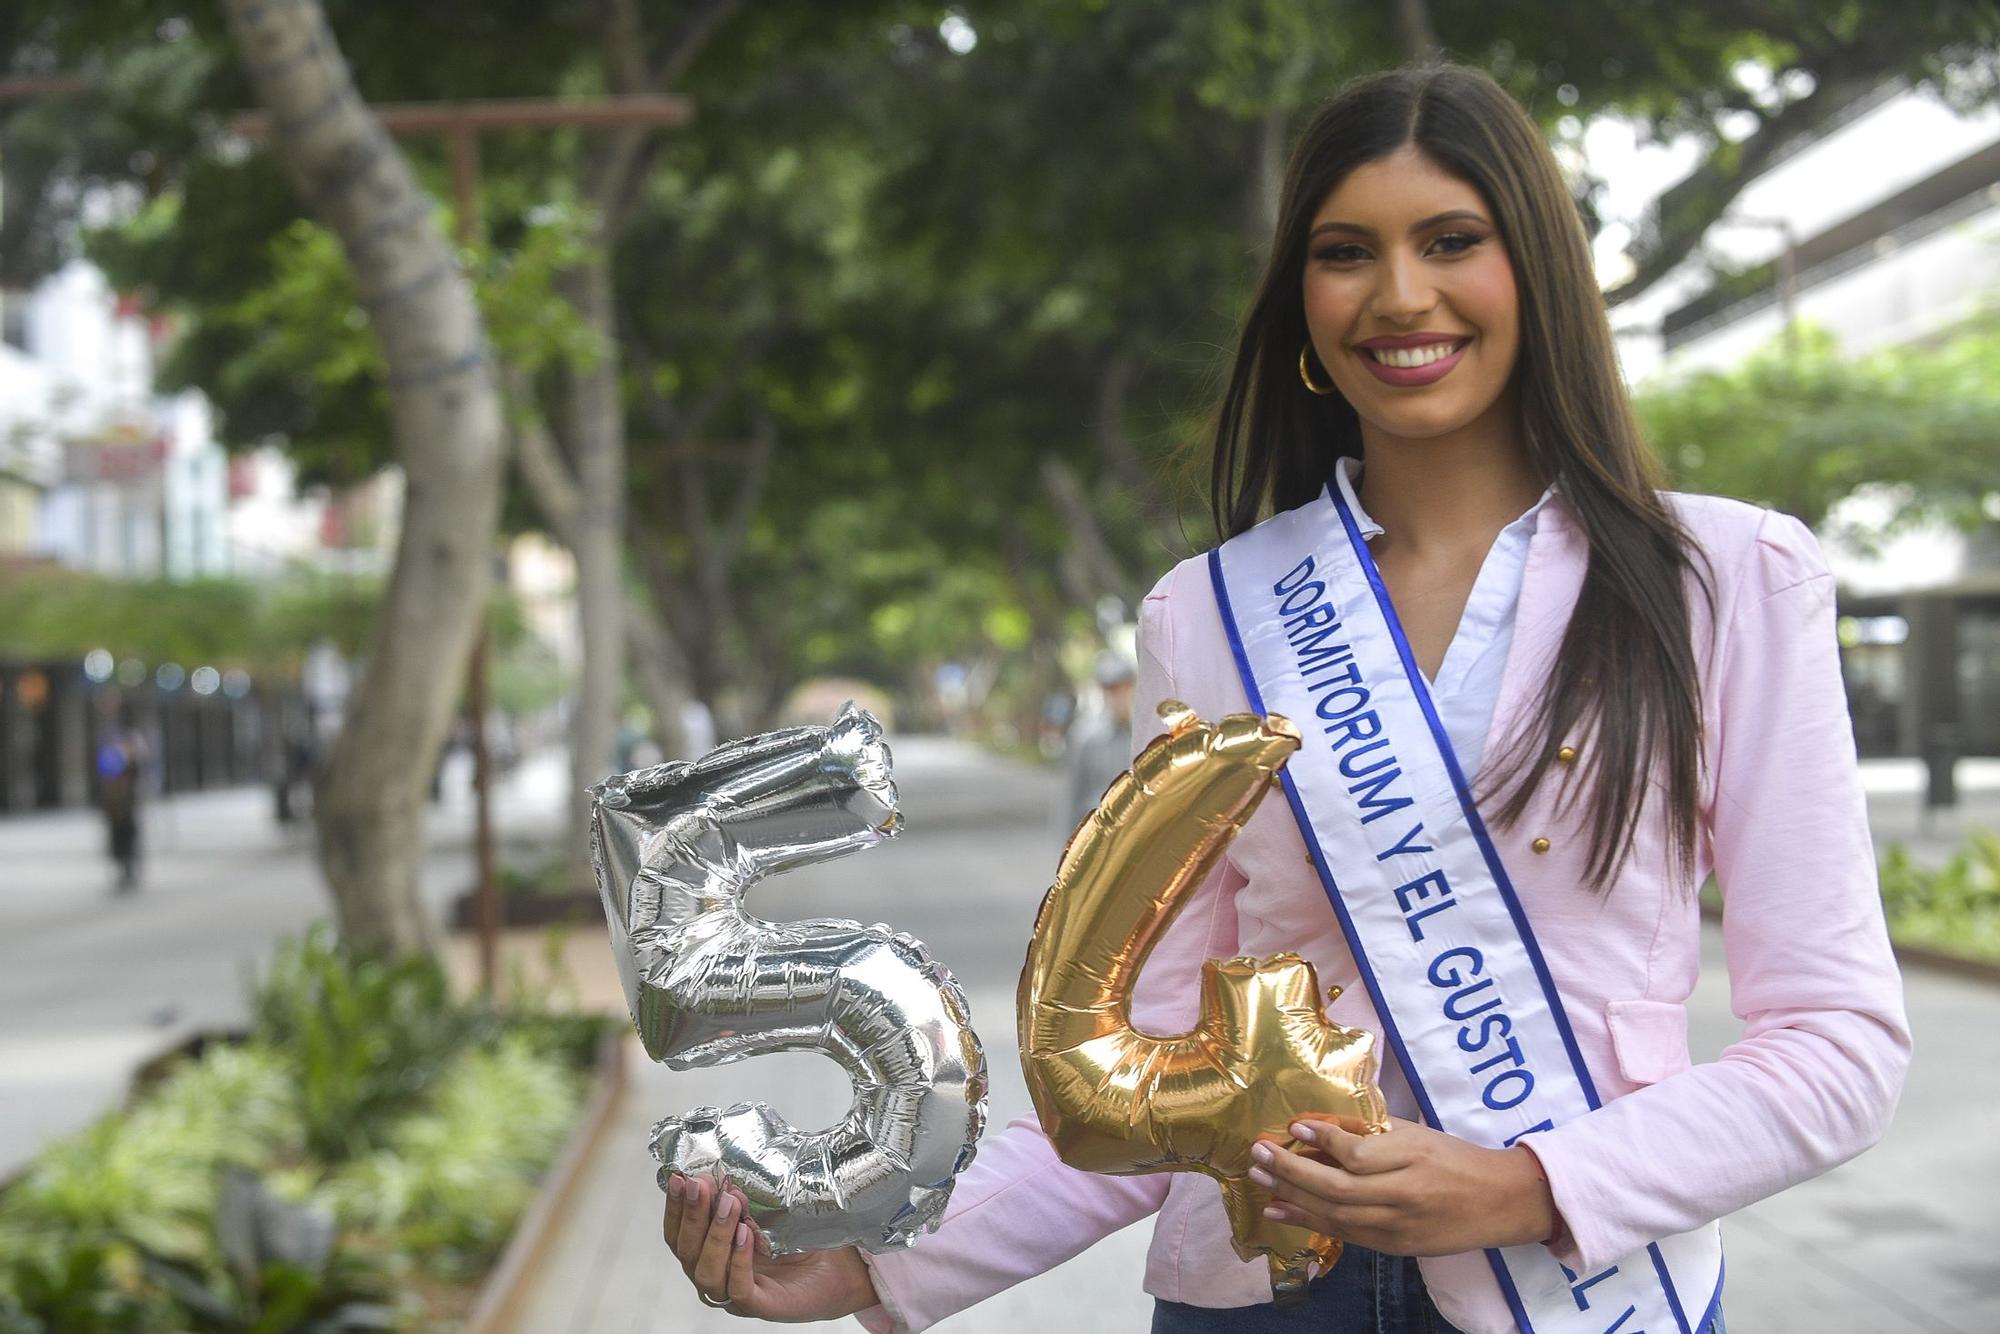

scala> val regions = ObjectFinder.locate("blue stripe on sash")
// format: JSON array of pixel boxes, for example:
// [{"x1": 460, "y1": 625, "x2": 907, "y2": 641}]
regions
[
  {"x1": 1206, "y1": 547, "x2": 1448, "y2": 1129},
  {"x1": 1694, "y1": 1255, "x2": 1726, "y2": 1334},
  {"x1": 1208, "y1": 489, "x2": 1715, "y2": 1334},
  {"x1": 1325, "y1": 484, "x2": 1603, "y2": 1110},
  {"x1": 1324, "y1": 484, "x2": 1698, "y2": 1334}
]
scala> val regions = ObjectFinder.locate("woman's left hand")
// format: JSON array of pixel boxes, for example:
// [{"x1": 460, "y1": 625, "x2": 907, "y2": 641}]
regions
[{"x1": 1250, "y1": 1117, "x2": 1558, "y2": 1257}]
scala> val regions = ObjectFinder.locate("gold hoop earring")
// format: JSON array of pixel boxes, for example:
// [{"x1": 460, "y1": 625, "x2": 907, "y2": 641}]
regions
[{"x1": 1298, "y1": 343, "x2": 1337, "y2": 396}]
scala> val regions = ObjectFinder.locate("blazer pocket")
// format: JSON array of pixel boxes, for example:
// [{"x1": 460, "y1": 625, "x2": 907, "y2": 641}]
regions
[{"x1": 1605, "y1": 999, "x2": 1692, "y2": 1086}]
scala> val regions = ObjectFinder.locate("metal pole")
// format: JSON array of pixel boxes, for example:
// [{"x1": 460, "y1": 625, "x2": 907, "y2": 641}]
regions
[{"x1": 449, "y1": 120, "x2": 502, "y2": 998}]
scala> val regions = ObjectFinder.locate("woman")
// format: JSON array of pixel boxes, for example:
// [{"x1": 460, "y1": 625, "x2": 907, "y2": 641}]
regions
[{"x1": 661, "y1": 62, "x2": 1909, "y2": 1333}]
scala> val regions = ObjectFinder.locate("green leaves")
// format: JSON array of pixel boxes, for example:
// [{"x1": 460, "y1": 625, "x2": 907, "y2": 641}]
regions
[
  {"x1": 247, "y1": 925, "x2": 481, "y2": 1165},
  {"x1": 1877, "y1": 835, "x2": 2000, "y2": 964},
  {"x1": 131, "y1": 1165, "x2": 396, "y2": 1333},
  {"x1": 0, "y1": 567, "x2": 373, "y2": 675},
  {"x1": 0, "y1": 1237, "x2": 167, "y2": 1334},
  {"x1": 1638, "y1": 314, "x2": 2000, "y2": 533},
  {"x1": 324, "y1": 1034, "x2": 584, "y2": 1278},
  {"x1": 0, "y1": 927, "x2": 602, "y2": 1328}
]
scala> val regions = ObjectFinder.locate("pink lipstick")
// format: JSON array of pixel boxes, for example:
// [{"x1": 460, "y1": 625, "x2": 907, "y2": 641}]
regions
[{"x1": 1356, "y1": 338, "x2": 1471, "y2": 387}]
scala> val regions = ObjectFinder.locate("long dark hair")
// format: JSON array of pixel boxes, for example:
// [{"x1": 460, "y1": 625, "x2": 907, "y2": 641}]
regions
[{"x1": 1209, "y1": 62, "x2": 1711, "y2": 889}]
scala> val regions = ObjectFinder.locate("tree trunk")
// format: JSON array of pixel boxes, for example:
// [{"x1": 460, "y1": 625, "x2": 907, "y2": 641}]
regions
[
  {"x1": 507, "y1": 361, "x2": 689, "y2": 758},
  {"x1": 1393, "y1": 0, "x2": 1441, "y2": 61},
  {"x1": 561, "y1": 252, "x2": 625, "y2": 890},
  {"x1": 224, "y1": 0, "x2": 505, "y2": 955},
  {"x1": 1040, "y1": 453, "x2": 1137, "y2": 611},
  {"x1": 1090, "y1": 348, "x2": 1196, "y2": 578},
  {"x1": 624, "y1": 596, "x2": 692, "y2": 757},
  {"x1": 540, "y1": 0, "x2": 741, "y2": 886}
]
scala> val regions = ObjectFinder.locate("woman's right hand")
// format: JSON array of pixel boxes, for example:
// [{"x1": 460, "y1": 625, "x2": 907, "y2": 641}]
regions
[{"x1": 664, "y1": 1171, "x2": 881, "y2": 1322}]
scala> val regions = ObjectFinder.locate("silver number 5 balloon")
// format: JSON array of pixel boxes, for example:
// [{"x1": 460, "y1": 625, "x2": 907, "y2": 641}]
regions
[{"x1": 590, "y1": 704, "x2": 988, "y2": 1254}]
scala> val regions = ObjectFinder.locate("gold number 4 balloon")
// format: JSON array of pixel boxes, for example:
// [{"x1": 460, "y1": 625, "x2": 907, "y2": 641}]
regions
[{"x1": 1019, "y1": 700, "x2": 1389, "y2": 1300}]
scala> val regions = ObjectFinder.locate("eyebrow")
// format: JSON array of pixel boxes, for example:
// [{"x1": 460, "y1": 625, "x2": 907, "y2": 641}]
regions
[{"x1": 1308, "y1": 209, "x2": 1490, "y2": 239}]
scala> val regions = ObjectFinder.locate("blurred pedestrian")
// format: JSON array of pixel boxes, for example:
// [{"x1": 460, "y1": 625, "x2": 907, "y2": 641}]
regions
[
  {"x1": 680, "y1": 698, "x2": 717, "y2": 757},
  {"x1": 275, "y1": 721, "x2": 317, "y2": 823},
  {"x1": 96, "y1": 710, "x2": 149, "y2": 893},
  {"x1": 1063, "y1": 649, "x2": 1137, "y2": 829}
]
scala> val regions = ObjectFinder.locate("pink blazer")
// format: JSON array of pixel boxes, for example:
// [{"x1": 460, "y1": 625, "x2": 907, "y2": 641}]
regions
[{"x1": 859, "y1": 493, "x2": 1911, "y2": 1334}]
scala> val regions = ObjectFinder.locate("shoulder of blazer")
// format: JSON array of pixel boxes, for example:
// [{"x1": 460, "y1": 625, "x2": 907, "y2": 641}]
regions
[{"x1": 1661, "y1": 490, "x2": 1791, "y2": 584}]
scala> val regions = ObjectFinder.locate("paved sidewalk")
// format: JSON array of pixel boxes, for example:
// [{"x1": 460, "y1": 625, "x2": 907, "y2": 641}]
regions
[
  {"x1": 1684, "y1": 929, "x2": 1997, "y2": 1332},
  {"x1": 506, "y1": 744, "x2": 2000, "y2": 1334},
  {"x1": 1856, "y1": 756, "x2": 2000, "y2": 867}
]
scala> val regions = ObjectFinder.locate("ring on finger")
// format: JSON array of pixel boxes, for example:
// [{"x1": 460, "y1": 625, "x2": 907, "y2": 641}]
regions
[{"x1": 698, "y1": 1289, "x2": 733, "y2": 1309}]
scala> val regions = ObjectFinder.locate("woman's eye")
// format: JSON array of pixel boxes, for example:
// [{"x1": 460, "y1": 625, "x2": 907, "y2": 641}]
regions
[
  {"x1": 1430, "y1": 232, "x2": 1483, "y2": 255},
  {"x1": 1312, "y1": 244, "x2": 1369, "y2": 264}
]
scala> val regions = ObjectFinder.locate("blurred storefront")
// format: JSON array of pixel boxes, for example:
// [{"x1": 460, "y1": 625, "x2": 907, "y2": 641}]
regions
[
  {"x1": 0, "y1": 336, "x2": 60, "y2": 559},
  {"x1": 0, "y1": 655, "x2": 298, "y2": 815},
  {"x1": 0, "y1": 257, "x2": 379, "y2": 815},
  {"x1": 1836, "y1": 580, "x2": 2000, "y2": 761}
]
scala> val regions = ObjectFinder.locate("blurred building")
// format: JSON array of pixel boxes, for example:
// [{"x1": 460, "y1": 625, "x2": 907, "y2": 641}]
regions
[
  {"x1": 5, "y1": 260, "x2": 225, "y2": 577},
  {"x1": 0, "y1": 340, "x2": 60, "y2": 558},
  {"x1": 0, "y1": 260, "x2": 315, "y2": 813},
  {"x1": 1, "y1": 258, "x2": 400, "y2": 582},
  {"x1": 1615, "y1": 78, "x2": 2000, "y2": 761},
  {"x1": 0, "y1": 253, "x2": 541, "y2": 813},
  {"x1": 224, "y1": 445, "x2": 400, "y2": 578}
]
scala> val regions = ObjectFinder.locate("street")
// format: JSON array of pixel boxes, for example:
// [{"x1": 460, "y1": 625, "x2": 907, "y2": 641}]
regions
[{"x1": 2, "y1": 741, "x2": 1996, "y2": 1330}]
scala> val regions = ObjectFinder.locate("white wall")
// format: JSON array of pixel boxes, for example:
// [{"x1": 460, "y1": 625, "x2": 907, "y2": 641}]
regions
[
  {"x1": 1602, "y1": 82, "x2": 2000, "y2": 385},
  {"x1": 17, "y1": 261, "x2": 237, "y2": 580},
  {"x1": 1662, "y1": 194, "x2": 2000, "y2": 373}
]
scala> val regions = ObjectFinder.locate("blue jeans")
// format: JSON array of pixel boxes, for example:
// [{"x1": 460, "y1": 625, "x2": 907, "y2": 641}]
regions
[{"x1": 1151, "y1": 1247, "x2": 1726, "y2": 1334}]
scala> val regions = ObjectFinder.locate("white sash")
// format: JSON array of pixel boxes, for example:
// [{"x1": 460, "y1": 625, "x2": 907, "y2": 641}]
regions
[{"x1": 1208, "y1": 482, "x2": 1723, "y2": 1334}]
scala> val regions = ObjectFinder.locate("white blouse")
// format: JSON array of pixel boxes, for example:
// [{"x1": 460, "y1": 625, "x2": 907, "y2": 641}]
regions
[{"x1": 1330, "y1": 455, "x2": 1555, "y2": 778}]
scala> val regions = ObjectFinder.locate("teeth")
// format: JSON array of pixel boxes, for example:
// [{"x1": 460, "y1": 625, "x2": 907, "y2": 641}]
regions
[{"x1": 1368, "y1": 341, "x2": 1463, "y2": 369}]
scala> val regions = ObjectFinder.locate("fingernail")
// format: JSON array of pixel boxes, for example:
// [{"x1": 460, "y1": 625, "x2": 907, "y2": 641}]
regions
[
  {"x1": 1290, "y1": 1122, "x2": 1316, "y2": 1143},
  {"x1": 667, "y1": 1176, "x2": 680, "y2": 1198},
  {"x1": 1262, "y1": 1206, "x2": 1285, "y2": 1221},
  {"x1": 1249, "y1": 1166, "x2": 1274, "y2": 1188},
  {"x1": 1250, "y1": 1142, "x2": 1273, "y2": 1164},
  {"x1": 718, "y1": 1192, "x2": 737, "y2": 1219},
  {"x1": 735, "y1": 1223, "x2": 751, "y2": 1249}
]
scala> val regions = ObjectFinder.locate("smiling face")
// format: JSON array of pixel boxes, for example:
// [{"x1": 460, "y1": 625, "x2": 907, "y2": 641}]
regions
[{"x1": 1301, "y1": 146, "x2": 1522, "y2": 451}]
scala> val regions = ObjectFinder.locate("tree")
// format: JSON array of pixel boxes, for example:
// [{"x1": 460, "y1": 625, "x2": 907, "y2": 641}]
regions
[
  {"x1": 219, "y1": 0, "x2": 506, "y2": 954},
  {"x1": 14, "y1": 1, "x2": 1999, "y2": 830},
  {"x1": 1638, "y1": 316, "x2": 2000, "y2": 531}
]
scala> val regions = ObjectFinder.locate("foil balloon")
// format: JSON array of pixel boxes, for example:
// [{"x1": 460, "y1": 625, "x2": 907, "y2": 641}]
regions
[
  {"x1": 1019, "y1": 700, "x2": 1389, "y2": 1301},
  {"x1": 591, "y1": 703, "x2": 987, "y2": 1255}
]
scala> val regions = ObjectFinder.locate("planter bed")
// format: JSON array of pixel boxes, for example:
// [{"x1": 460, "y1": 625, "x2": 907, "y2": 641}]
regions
[
  {"x1": 0, "y1": 928, "x2": 622, "y2": 1333},
  {"x1": 461, "y1": 1031, "x2": 625, "y2": 1334}
]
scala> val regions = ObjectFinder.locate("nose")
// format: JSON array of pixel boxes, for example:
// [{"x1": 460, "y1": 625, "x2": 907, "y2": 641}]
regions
[{"x1": 1369, "y1": 249, "x2": 1436, "y2": 324}]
